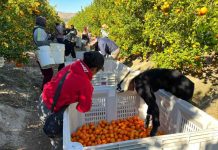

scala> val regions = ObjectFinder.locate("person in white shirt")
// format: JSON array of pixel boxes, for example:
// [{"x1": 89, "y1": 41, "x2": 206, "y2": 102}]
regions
[
  {"x1": 55, "y1": 23, "x2": 64, "y2": 44},
  {"x1": 100, "y1": 24, "x2": 109, "y2": 38}
]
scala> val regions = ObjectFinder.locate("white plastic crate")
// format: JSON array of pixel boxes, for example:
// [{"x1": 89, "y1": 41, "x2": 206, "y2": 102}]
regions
[
  {"x1": 91, "y1": 59, "x2": 131, "y2": 86},
  {"x1": 63, "y1": 89, "x2": 218, "y2": 150},
  {"x1": 63, "y1": 59, "x2": 218, "y2": 149},
  {"x1": 76, "y1": 51, "x2": 85, "y2": 59},
  {"x1": 92, "y1": 72, "x2": 117, "y2": 86},
  {"x1": 102, "y1": 59, "x2": 130, "y2": 73},
  {"x1": 82, "y1": 128, "x2": 218, "y2": 150},
  {"x1": 64, "y1": 51, "x2": 85, "y2": 66},
  {"x1": 65, "y1": 58, "x2": 130, "y2": 86}
]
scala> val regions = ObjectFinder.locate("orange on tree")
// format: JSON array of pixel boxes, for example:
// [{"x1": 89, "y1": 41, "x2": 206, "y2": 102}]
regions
[
  {"x1": 198, "y1": 7, "x2": 208, "y2": 16},
  {"x1": 15, "y1": 62, "x2": 24, "y2": 68}
]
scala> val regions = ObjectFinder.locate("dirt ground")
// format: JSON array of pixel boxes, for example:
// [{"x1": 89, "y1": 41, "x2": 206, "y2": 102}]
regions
[
  {"x1": 0, "y1": 53, "x2": 217, "y2": 150},
  {"x1": 0, "y1": 58, "x2": 52, "y2": 150}
]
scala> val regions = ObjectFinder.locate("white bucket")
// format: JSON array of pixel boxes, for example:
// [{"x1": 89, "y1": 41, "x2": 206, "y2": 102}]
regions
[
  {"x1": 36, "y1": 46, "x2": 55, "y2": 69},
  {"x1": 81, "y1": 39, "x2": 88, "y2": 45},
  {"x1": 50, "y1": 43, "x2": 65, "y2": 64},
  {"x1": 76, "y1": 51, "x2": 85, "y2": 59},
  {"x1": 65, "y1": 55, "x2": 73, "y2": 62},
  {"x1": 76, "y1": 37, "x2": 82, "y2": 48}
]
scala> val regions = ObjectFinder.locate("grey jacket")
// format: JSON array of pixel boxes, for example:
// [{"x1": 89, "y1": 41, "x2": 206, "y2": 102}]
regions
[{"x1": 33, "y1": 26, "x2": 50, "y2": 47}]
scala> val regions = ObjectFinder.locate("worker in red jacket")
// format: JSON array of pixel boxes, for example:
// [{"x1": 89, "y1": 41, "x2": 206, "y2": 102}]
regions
[{"x1": 38, "y1": 51, "x2": 104, "y2": 149}]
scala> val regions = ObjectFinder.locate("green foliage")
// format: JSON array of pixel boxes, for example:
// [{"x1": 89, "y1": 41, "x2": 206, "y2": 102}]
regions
[
  {"x1": 0, "y1": 0, "x2": 61, "y2": 63},
  {"x1": 69, "y1": 0, "x2": 218, "y2": 72}
]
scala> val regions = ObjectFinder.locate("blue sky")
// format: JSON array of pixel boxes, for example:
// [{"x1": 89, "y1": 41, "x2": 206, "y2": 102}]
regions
[{"x1": 49, "y1": 0, "x2": 93, "y2": 13}]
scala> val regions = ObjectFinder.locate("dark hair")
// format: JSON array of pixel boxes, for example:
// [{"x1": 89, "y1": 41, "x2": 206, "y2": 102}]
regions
[
  {"x1": 36, "y1": 16, "x2": 46, "y2": 27},
  {"x1": 83, "y1": 51, "x2": 104, "y2": 71}
]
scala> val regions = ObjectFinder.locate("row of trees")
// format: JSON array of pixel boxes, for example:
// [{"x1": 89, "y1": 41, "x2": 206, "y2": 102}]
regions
[
  {"x1": 69, "y1": 0, "x2": 218, "y2": 72},
  {"x1": 0, "y1": 0, "x2": 61, "y2": 63}
]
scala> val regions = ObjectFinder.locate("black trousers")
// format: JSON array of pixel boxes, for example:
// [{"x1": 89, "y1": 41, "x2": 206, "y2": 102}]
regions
[
  {"x1": 37, "y1": 61, "x2": 53, "y2": 90},
  {"x1": 133, "y1": 69, "x2": 194, "y2": 129},
  {"x1": 58, "y1": 40, "x2": 76, "y2": 71},
  {"x1": 134, "y1": 76, "x2": 160, "y2": 127},
  {"x1": 64, "y1": 40, "x2": 76, "y2": 58}
]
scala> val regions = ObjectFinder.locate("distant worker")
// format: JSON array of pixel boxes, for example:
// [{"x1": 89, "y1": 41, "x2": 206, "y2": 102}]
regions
[
  {"x1": 121, "y1": 68, "x2": 195, "y2": 136},
  {"x1": 55, "y1": 23, "x2": 65, "y2": 44},
  {"x1": 33, "y1": 16, "x2": 53, "y2": 90},
  {"x1": 92, "y1": 37, "x2": 120, "y2": 60},
  {"x1": 64, "y1": 25, "x2": 77, "y2": 59},
  {"x1": 81, "y1": 26, "x2": 90, "y2": 49},
  {"x1": 100, "y1": 24, "x2": 109, "y2": 38}
]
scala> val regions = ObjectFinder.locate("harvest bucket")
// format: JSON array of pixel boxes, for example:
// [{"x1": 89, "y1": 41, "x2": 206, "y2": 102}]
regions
[
  {"x1": 50, "y1": 43, "x2": 65, "y2": 64},
  {"x1": 76, "y1": 51, "x2": 85, "y2": 59},
  {"x1": 76, "y1": 37, "x2": 82, "y2": 48},
  {"x1": 36, "y1": 45, "x2": 55, "y2": 69}
]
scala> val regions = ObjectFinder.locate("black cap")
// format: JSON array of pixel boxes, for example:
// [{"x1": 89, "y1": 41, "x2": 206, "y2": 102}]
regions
[{"x1": 83, "y1": 51, "x2": 104, "y2": 71}]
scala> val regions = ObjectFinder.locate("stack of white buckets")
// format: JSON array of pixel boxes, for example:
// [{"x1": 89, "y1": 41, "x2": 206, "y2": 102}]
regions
[{"x1": 36, "y1": 43, "x2": 65, "y2": 69}]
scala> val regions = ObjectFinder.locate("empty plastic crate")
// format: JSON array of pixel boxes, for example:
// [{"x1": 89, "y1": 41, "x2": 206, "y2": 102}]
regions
[{"x1": 91, "y1": 59, "x2": 131, "y2": 86}]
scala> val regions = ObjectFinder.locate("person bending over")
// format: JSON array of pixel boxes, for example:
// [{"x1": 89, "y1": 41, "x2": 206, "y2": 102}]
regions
[
  {"x1": 131, "y1": 68, "x2": 194, "y2": 136},
  {"x1": 38, "y1": 51, "x2": 104, "y2": 149},
  {"x1": 92, "y1": 37, "x2": 120, "y2": 60}
]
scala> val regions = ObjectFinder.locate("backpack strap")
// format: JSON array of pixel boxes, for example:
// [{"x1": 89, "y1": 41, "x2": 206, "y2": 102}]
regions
[{"x1": 51, "y1": 70, "x2": 70, "y2": 112}]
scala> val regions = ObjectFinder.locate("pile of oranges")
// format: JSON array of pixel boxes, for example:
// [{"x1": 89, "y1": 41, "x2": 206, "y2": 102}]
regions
[{"x1": 71, "y1": 116, "x2": 165, "y2": 146}]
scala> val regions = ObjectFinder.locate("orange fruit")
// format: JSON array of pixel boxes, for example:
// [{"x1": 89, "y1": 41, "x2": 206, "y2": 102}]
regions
[
  {"x1": 175, "y1": 8, "x2": 181, "y2": 13},
  {"x1": 87, "y1": 141, "x2": 92, "y2": 146},
  {"x1": 101, "y1": 139, "x2": 107, "y2": 144},
  {"x1": 70, "y1": 117, "x2": 166, "y2": 145},
  {"x1": 15, "y1": 62, "x2": 23, "y2": 67},
  {"x1": 198, "y1": 7, "x2": 208, "y2": 16},
  {"x1": 110, "y1": 138, "x2": 116, "y2": 143}
]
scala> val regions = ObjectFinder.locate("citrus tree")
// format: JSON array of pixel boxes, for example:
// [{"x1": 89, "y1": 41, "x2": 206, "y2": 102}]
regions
[
  {"x1": 0, "y1": 0, "x2": 61, "y2": 63},
  {"x1": 70, "y1": 0, "x2": 218, "y2": 72},
  {"x1": 68, "y1": 2, "x2": 101, "y2": 35}
]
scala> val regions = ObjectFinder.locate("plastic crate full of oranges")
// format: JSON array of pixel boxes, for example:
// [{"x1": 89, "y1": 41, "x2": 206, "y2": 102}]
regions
[{"x1": 71, "y1": 116, "x2": 165, "y2": 147}]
